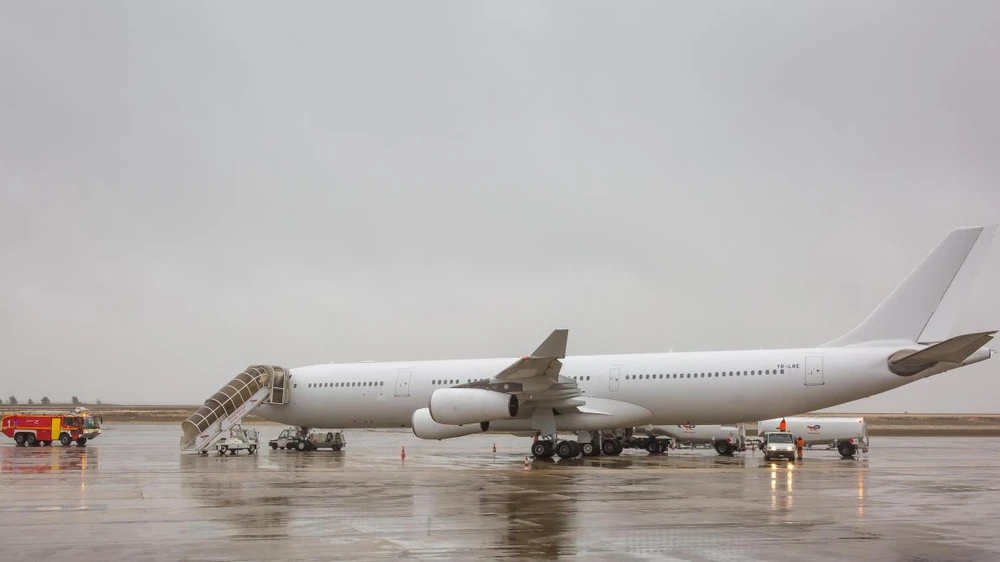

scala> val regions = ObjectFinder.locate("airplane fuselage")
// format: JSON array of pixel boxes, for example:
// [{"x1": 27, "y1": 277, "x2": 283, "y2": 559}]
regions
[{"x1": 255, "y1": 345, "x2": 956, "y2": 431}]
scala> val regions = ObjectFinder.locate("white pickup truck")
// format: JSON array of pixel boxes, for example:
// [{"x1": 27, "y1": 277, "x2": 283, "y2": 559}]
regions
[{"x1": 760, "y1": 431, "x2": 797, "y2": 461}]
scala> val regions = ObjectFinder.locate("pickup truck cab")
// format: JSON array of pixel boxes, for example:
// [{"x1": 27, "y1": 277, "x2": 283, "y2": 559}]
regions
[{"x1": 760, "y1": 431, "x2": 796, "y2": 461}]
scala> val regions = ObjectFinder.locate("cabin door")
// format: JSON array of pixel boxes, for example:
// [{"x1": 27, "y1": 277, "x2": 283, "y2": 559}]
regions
[
  {"x1": 394, "y1": 369, "x2": 413, "y2": 397},
  {"x1": 609, "y1": 366, "x2": 621, "y2": 392},
  {"x1": 805, "y1": 355, "x2": 824, "y2": 386}
]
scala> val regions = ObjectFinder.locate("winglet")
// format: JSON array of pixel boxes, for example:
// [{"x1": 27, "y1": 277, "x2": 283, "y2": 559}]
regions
[{"x1": 532, "y1": 329, "x2": 568, "y2": 358}]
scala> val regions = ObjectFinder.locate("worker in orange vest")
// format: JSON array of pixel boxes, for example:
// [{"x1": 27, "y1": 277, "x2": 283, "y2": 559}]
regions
[
  {"x1": 795, "y1": 436, "x2": 805, "y2": 460},
  {"x1": 778, "y1": 418, "x2": 787, "y2": 432}
]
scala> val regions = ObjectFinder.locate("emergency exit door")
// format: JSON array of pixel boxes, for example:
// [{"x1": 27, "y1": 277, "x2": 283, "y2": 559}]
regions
[
  {"x1": 609, "y1": 366, "x2": 620, "y2": 392},
  {"x1": 805, "y1": 355, "x2": 824, "y2": 386},
  {"x1": 394, "y1": 369, "x2": 413, "y2": 397}
]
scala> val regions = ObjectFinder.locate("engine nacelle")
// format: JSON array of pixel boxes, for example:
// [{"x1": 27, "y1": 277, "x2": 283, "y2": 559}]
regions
[
  {"x1": 428, "y1": 388, "x2": 519, "y2": 426},
  {"x1": 411, "y1": 408, "x2": 489, "y2": 440}
]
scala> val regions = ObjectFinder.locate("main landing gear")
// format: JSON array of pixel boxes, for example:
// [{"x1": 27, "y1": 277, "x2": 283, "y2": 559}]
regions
[{"x1": 530, "y1": 431, "x2": 624, "y2": 460}]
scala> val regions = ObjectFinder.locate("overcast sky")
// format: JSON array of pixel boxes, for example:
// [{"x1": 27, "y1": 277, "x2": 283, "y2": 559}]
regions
[{"x1": 1, "y1": 2, "x2": 998, "y2": 412}]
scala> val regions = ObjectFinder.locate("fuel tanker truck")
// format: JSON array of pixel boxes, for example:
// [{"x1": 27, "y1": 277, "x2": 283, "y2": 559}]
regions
[
  {"x1": 644, "y1": 424, "x2": 747, "y2": 455},
  {"x1": 756, "y1": 417, "x2": 869, "y2": 458}
]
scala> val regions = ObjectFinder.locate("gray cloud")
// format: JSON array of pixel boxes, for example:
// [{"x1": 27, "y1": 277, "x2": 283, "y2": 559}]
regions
[{"x1": 1, "y1": 2, "x2": 998, "y2": 411}]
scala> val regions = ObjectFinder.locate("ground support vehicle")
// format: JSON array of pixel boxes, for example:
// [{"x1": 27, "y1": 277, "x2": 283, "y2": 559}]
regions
[
  {"x1": 760, "y1": 431, "x2": 797, "y2": 461},
  {"x1": 213, "y1": 425, "x2": 259, "y2": 456},
  {"x1": 1, "y1": 413, "x2": 92, "y2": 447},
  {"x1": 757, "y1": 417, "x2": 868, "y2": 458},
  {"x1": 611, "y1": 428, "x2": 671, "y2": 455},
  {"x1": 269, "y1": 427, "x2": 347, "y2": 452},
  {"x1": 646, "y1": 424, "x2": 747, "y2": 455}
]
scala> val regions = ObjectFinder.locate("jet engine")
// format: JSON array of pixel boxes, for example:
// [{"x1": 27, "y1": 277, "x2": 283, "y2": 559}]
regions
[
  {"x1": 428, "y1": 388, "x2": 519, "y2": 426},
  {"x1": 411, "y1": 408, "x2": 489, "y2": 440}
]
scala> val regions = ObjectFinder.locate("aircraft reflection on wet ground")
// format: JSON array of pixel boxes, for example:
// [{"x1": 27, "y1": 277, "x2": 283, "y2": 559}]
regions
[{"x1": 1, "y1": 425, "x2": 999, "y2": 561}]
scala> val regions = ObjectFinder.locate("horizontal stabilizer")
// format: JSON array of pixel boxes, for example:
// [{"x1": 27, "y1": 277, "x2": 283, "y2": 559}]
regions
[{"x1": 888, "y1": 331, "x2": 996, "y2": 376}]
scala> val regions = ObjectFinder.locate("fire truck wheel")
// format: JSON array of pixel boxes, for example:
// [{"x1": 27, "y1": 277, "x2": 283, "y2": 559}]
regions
[
  {"x1": 14, "y1": 433, "x2": 26, "y2": 446},
  {"x1": 26, "y1": 434, "x2": 38, "y2": 446},
  {"x1": 60, "y1": 434, "x2": 72, "y2": 446},
  {"x1": 76, "y1": 437, "x2": 87, "y2": 447}
]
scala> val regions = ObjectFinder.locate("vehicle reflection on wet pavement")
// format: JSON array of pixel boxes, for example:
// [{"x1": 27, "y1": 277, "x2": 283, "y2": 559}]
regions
[{"x1": 1, "y1": 425, "x2": 999, "y2": 561}]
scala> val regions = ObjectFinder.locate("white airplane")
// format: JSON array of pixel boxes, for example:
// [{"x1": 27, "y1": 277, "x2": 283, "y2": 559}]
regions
[{"x1": 247, "y1": 225, "x2": 996, "y2": 459}]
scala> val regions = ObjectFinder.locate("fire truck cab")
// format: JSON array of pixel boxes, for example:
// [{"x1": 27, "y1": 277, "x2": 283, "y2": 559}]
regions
[{"x1": 1, "y1": 413, "x2": 93, "y2": 447}]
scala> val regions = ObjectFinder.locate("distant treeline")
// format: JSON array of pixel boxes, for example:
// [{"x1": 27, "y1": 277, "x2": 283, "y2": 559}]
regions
[{"x1": 2, "y1": 396, "x2": 102, "y2": 406}]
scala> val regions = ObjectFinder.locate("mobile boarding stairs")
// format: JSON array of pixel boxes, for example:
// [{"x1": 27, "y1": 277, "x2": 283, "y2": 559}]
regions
[{"x1": 180, "y1": 365, "x2": 289, "y2": 454}]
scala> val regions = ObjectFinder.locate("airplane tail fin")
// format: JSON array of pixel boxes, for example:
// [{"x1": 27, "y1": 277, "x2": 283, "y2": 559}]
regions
[{"x1": 823, "y1": 224, "x2": 997, "y2": 347}]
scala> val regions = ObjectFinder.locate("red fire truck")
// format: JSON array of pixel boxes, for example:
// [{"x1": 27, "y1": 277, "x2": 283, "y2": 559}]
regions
[{"x1": 1, "y1": 412, "x2": 93, "y2": 446}]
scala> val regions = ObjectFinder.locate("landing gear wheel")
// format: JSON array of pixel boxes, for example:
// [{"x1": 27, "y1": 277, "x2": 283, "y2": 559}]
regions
[
  {"x1": 531, "y1": 440, "x2": 555, "y2": 458},
  {"x1": 76, "y1": 437, "x2": 87, "y2": 447},
  {"x1": 531, "y1": 442, "x2": 547, "y2": 458},
  {"x1": 568, "y1": 441, "x2": 581, "y2": 458},
  {"x1": 555, "y1": 440, "x2": 579, "y2": 459},
  {"x1": 580, "y1": 442, "x2": 596, "y2": 456},
  {"x1": 646, "y1": 440, "x2": 664, "y2": 455},
  {"x1": 611, "y1": 441, "x2": 624, "y2": 456},
  {"x1": 601, "y1": 440, "x2": 618, "y2": 456},
  {"x1": 26, "y1": 434, "x2": 38, "y2": 446},
  {"x1": 60, "y1": 434, "x2": 72, "y2": 446}
]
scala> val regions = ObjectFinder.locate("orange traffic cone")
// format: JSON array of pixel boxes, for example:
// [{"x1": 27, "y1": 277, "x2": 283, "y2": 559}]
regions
[
  {"x1": 523, "y1": 457, "x2": 530, "y2": 470},
  {"x1": 400, "y1": 446, "x2": 406, "y2": 460}
]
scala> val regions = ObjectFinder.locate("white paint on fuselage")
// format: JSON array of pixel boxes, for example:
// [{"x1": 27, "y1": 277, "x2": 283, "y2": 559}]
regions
[{"x1": 255, "y1": 346, "x2": 921, "y2": 430}]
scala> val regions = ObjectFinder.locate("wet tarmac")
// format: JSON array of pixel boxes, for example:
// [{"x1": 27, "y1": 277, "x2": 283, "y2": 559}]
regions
[{"x1": 1, "y1": 425, "x2": 999, "y2": 561}]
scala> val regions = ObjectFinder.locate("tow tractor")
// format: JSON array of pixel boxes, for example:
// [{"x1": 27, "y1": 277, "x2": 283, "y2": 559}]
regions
[
  {"x1": 212, "y1": 424, "x2": 259, "y2": 456},
  {"x1": 270, "y1": 427, "x2": 347, "y2": 451}
]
